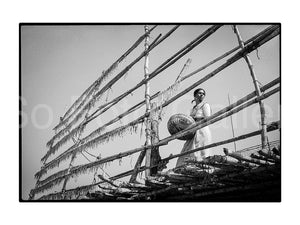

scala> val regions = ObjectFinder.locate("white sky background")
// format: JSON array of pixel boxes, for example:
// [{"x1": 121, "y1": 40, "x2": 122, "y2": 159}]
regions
[
  {"x1": 21, "y1": 24, "x2": 280, "y2": 199},
  {"x1": 0, "y1": 0, "x2": 299, "y2": 225}
]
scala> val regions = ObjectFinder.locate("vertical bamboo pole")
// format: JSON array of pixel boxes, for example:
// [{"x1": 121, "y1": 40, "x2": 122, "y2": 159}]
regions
[
  {"x1": 144, "y1": 25, "x2": 152, "y2": 178},
  {"x1": 232, "y1": 25, "x2": 267, "y2": 150},
  {"x1": 150, "y1": 115, "x2": 161, "y2": 175},
  {"x1": 60, "y1": 118, "x2": 82, "y2": 198},
  {"x1": 227, "y1": 94, "x2": 237, "y2": 152}
]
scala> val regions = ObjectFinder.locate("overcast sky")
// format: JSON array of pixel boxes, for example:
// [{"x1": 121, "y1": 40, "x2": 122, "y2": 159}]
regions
[{"x1": 21, "y1": 24, "x2": 280, "y2": 200}]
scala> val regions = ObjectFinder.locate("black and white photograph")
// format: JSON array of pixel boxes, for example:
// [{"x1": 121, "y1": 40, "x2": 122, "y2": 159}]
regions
[{"x1": 20, "y1": 24, "x2": 281, "y2": 201}]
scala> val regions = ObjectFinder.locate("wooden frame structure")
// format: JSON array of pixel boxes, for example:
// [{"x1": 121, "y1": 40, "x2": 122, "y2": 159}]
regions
[{"x1": 29, "y1": 24, "x2": 280, "y2": 201}]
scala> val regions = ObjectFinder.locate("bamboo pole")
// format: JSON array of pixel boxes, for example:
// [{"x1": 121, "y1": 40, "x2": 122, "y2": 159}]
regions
[
  {"x1": 258, "y1": 149, "x2": 280, "y2": 162},
  {"x1": 233, "y1": 25, "x2": 268, "y2": 150},
  {"x1": 144, "y1": 25, "x2": 152, "y2": 178},
  {"x1": 250, "y1": 153, "x2": 275, "y2": 163},
  {"x1": 129, "y1": 149, "x2": 146, "y2": 183},
  {"x1": 228, "y1": 94, "x2": 237, "y2": 152},
  {"x1": 36, "y1": 76, "x2": 279, "y2": 179},
  {"x1": 223, "y1": 148, "x2": 265, "y2": 166},
  {"x1": 175, "y1": 58, "x2": 192, "y2": 81},
  {"x1": 37, "y1": 121, "x2": 279, "y2": 200},
  {"x1": 33, "y1": 87, "x2": 279, "y2": 196},
  {"x1": 61, "y1": 125, "x2": 81, "y2": 196},
  {"x1": 150, "y1": 117, "x2": 161, "y2": 175}
]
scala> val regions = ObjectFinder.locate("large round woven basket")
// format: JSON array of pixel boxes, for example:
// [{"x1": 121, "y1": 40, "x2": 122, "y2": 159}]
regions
[{"x1": 167, "y1": 113, "x2": 195, "y2": 140}]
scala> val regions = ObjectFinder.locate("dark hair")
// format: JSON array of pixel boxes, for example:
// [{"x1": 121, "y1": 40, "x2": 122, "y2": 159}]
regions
[{"x1": 193, "y1": 88, "x2": 206, "y2": 97}]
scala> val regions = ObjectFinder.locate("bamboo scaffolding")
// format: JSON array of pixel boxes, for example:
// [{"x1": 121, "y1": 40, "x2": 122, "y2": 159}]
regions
[
  {"x1": 35, "y1": 75, "x2": 279, "y2": 180},
  {"x1": 33, "y1": 86, "x2": 279, "y2": 196},
  {"x1": 50, "y1": 25, "x2": 277, "y2": 157},
  {"x1": 32, "y1": 25, "x2": 279, "y2": 197},
  {"x1": 233, "y1": 25, "x2": 268, "y2": 151},
  {"x1": 54, "y1": 25, "x2": 158, "y2": 132}
]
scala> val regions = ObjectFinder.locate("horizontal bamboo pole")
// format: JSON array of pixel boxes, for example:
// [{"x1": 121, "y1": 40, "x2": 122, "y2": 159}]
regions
[
  {"x1": 33, "y1": 86, "x2": 279, "y2": 195},
  {"x1": 163, "y1": 121, "x2": 279, "y2": 163},
  {"x1": 250, "y1": 153, "x2": 275, "y2": 163},
  {"x1": 258, "y1": 149, "x2": 280, "y2": 162},
  {"x1": 55, "y1": 25, "x2": 158, "y2": 131},
  {"x1": 223, "y1": 148, "x2": 265, "y2": 166}
]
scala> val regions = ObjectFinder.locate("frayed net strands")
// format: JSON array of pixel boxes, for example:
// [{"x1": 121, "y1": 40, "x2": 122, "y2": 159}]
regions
[
  {"x1": 152, "y1": 79, "x2": 182, "y2": 120},
  {"x1": 43, "y1": 124, "x2": 87, "y2": 162},
  {"x1": 54, "y1": 25, "x2": 158, "y2": 133},
  {"x1": 37, "y1": 168, "x2": 69, "y2": 188},
  {"x1": 39, "y1": 181, "x2": 99, "y2": 200},
  {"x1": 33, "y1": 163, "x2": 104, "y2": 195},
  {"x1": 54, "y1": 63, "x2": 118, "y2": 135},
  {"x1": 35, "y1": 118, "x2": 143, "y2": 180}
]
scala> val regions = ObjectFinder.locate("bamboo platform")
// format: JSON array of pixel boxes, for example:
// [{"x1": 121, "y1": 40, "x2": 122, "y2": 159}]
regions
[{"x1": 84, "y1": 141, "x2": 280, "y2": 201}]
